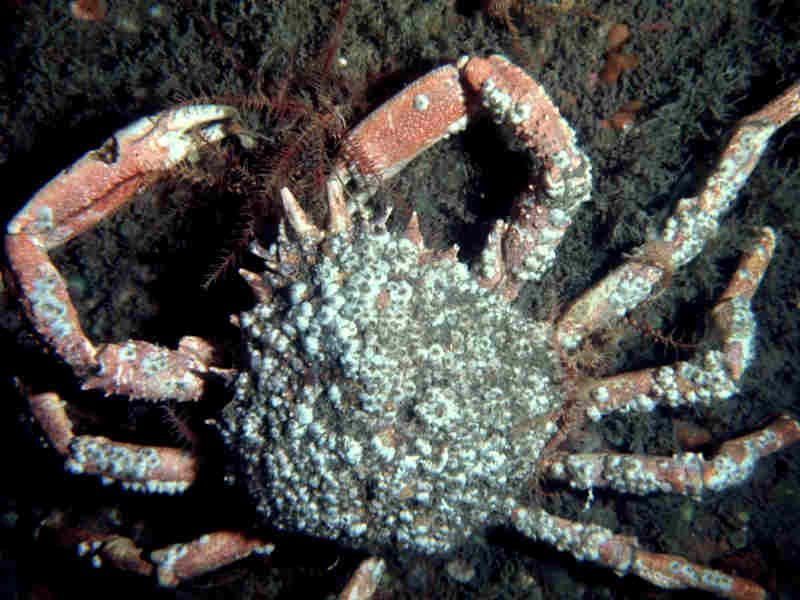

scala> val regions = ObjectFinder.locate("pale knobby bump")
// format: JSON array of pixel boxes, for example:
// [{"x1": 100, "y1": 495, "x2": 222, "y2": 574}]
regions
[
  {"x1": 602, "y1": 454, "x2": 670, "y2": 495},
  {"x1": 704, "y1": 435, "x2": 766, "y2": 493},
  {"x1": 480, "y1": 77, "x2": 515, "y2": 125},
  {"x1": 716, "y1": 294, "x2": 756, "y2": 366},
  {"x1": 140, "y1": 346, "x2": 172, "y2": 375},
  {"x1": 653, "y1": 350, "x2": 737, "y2": 411},
  {"x1": 587, "y1": 384, "x2": 659, "y2": 421},
  {"x1": 152, "y1": 541, "x2": 189, "y2": 585}
]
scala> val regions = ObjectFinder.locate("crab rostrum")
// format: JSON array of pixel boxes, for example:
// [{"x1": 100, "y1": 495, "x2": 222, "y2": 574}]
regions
[{"x1": 8, "y1": 56, "x2": 800, "y2": 600}]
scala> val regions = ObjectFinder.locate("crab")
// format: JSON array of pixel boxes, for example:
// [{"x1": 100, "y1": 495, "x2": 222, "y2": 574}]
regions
[{"x1": 7, "y1": 55, "x2": 800, "y2": 600}]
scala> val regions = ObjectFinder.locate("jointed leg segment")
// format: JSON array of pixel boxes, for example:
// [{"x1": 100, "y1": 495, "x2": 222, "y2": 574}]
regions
[
  {"x1": 6, "y1": 106, "x2": 239, "y2": 400},
  {"x1": 511, "y1": 508, "x2": 768, "y2": 600},
  {"x1": 556, "y1": 82, "x2": 800, "y2": 349}
]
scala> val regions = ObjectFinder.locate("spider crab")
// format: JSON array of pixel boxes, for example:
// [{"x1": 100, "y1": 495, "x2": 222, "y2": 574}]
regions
[{"x1": 8, "y1": 55, "x2": 800, "y2": 599}]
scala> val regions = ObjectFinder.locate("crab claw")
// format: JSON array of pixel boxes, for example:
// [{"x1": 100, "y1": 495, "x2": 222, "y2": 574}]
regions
[
  {"x1": 6, "y1": 105, "x2": 237, "y2": 389},
  {"x1": 7, "y1": 105, "x2": 237, "y2": 249},
  {"x1": 83, "y1": 337, "x2": 213, "y2": 402}
]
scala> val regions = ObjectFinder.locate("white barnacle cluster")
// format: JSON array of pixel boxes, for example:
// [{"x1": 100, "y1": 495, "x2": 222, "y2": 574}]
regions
[
  {"x1": 32, "y1": 205, "x2": 55, "y2": 233},
  {"x1": 66, "y1": 436, "x2": 188, "y2": 494},
  {"x1": 77, "y1": 538, "x2": 107, "y2": 569},
  {"x1": 654, "y1": 350, "x2": 738, "y2": 409},
  {"x1": 699, "y1": 123, "x2": 776, "y2": 218},
  {"x1": 544, "y1": 137, "x2": 593, "y2": 213},
  {"x1": 139, "y1": 345, "x2": 172, "y2": 374},
  {"x1": 222, "y1": 223, "x2": 565, "y2": 554},
  {"x1": 481, "y1": 66, "x2": 544, "y2": 134},
  {"x1": 477, "y1": 221, "x2": 503, "y2": 281},
  {"x1": 480, "y1": 76, "x2": 519, "y2": 126},
  {"x1": 601, "y1": 454, "x2": 675, "y2": 495},
  {"x1": 661, "y1": 197, "x2": 719, "y2": 268},
  {"x1": 414, "y1": 386, "x2": 461, "y2": 431},
  {"x1": 512, "y1": 507, "x2": 622, "y2": 567},
  {"x1": 30, "y1": 270, "x2": 74, "y2": 340},
  {"x1": 585, "y1": 384, "x2": 658, "y2": 422},
  {"x1": 703, "y1": 425, "x2": 779, "y2": 493},
  {"x1": 508, "y1": 206, "x2": 577, "y2": 285},
  {"x1": 702, "y1": 452, "x2": 747, "y2": 493},
  {"x1": 151, "y1": 540, "x2": 190, "y2": 586},
  {"x1": 683, "y1": 562, "x2": 735, "y2": 594},
  {"x1": 477, "y1": 59, "x2": 591, "y2": 212},
  {"x1": 607, "y1": 266, "x2": 659, "y2": 318}
]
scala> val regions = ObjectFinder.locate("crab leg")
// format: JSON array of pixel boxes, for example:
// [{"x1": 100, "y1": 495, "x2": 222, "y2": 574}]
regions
[
  {"x1": 334, "y1": 55, "x2": 591, "y2": 299},
  {"x1": 338, "y1": 558, "x2": 386, "y2": 600},
  {"x1": 47, "y1": 520, "x2": 380, "y2": 598},
  {"x1": 336, "y1": 63, "x2": 469, "y2": 198},
  {"x1": 540, "y1": 415, "x2": 800, "y2": 498},
  {"x1": 459, "y1": 55, "x2": 592, "y2": 299},
  {"x1": 41, "y1": 522, "x2": 155, "y2": 577},
  {"x1": 6, "y1": 106, "x2": 237, "y2": 400},
  {"x1": 41, "y1": 517, "x2": 382, "y2": 598},
  {"x1": 561, "y1": 228, "x2": 776, "y2": 426},
  {"x1": 40, "y1": 518, "x2": 274, "y2": 587},
  {"x1": 557, "y1": 80, "x2": 800, "y2": 348},
  {"x1": 30, "y1": 392, "x2": 273, "y2": 582},
  {"x1": 150, "y1": 531, "x2": 275, "y2": 586},
  {"x1": 511, "y1": 507, "x2": 767, "y2": 600},
  {"x1": 28, "y1": 392, "x2": 199, "y2": 492},
  {"x1": 540, "y1": 228, "x2": 800, "y2": 454}
]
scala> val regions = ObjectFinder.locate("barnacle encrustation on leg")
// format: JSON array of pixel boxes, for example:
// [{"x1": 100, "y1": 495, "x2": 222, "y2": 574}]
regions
[
  {"x1": 459, "y1": 55, "x2": 593, "y2": 300},
  {"x1": 556, "y1": 81, "x2": 800, "y2": 349},
  {"x1": 39, "y1": 516, "x2": 275, "y2": 587},
  {"x1": 38, "y1": 520, "x2": 155, "y2": 578},
  {"x1": 150, "y1": 531, "x2": 275, "y2": 587},
  {"x1": 28, "y1": 391, "x2": 199, "y2": 493},
  {"x1": 29, "y1": 392, "x2": 277, "y2": 584},
  {"x1": 330, "y1": 54, "x2": 592, "y2": 301},
  {"x1": 556, "y1": 228, "x2": 777, "y2": 423},
  {"x1": 539, "y1": 415, "x2": 800, "y2": 498},
  {"x1": 510, "y1": 507, "x2": 769, "y2": 600},
  {"x1": 6, "y1": 105, "x2": 242, "y2": 401},
  {"x1": 41, "y1": 512, "x2": 377, "y2": 597},
  {"x1": 539, "y1": 228, "x2": 800, "y2": 491}
]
